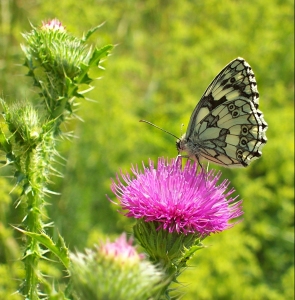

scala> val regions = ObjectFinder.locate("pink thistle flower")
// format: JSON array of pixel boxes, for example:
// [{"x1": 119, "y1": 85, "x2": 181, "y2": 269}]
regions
[
  {"x1": 111, "y1": 157, "x2": 243, "y2": 236},
  {"x1": 70, "y1": 233, "x2": 164, "y2": 298},
  {"x1": 100, "y1": 233, "x2": 144, "y2": 264},
  {"x1": 41, "y1": 18, "x2": 65, "y2": 31}
]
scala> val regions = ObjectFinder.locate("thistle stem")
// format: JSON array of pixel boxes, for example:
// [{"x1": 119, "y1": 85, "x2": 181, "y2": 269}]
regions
[{"x1": 21, "y1": 147, "x2": 49, "y2": 298}]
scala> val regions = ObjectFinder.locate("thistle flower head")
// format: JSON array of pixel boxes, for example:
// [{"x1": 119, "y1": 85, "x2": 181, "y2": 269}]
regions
[
  {"x1": 70, "y1": 233, "x2": 164, "y2": 299},
  {"x1": 41, "y1": 18, "x2": 65, "y2": 32},
  {"x1": 21, "y1": 19, "x2": 112, "y2": 121},
  {"x1": 111, "y1": 157, "x2": 243, "y2": 236},
  {"x1": 100, "y1": 233, "x2": 144, "y2": 265},
  {"x1": 22, "y1": 19, "x2": 92, "y2": 81}
]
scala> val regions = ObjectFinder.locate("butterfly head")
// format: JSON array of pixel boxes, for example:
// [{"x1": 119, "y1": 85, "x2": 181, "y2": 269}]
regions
[
  {"x1": 176, "y1": 135, "x2": 185, "y2": 155},
  {"x1": 176, "y1": 135, "x2": 198, "y2": 160}
]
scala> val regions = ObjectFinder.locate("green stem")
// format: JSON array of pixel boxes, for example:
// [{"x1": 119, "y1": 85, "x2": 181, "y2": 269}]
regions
[
  {"x1": 23, "y1": 238, "x2": 40, "y2": 299},
  {"x1": 22, "y1": 152, "x2": 43, "y2": 299},
  {"x1": 20, "y1": 136, "x2": 54, "y2": 298}
]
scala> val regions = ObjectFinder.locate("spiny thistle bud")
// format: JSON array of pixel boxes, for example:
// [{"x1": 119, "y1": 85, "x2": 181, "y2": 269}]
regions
[
  {"x1": 70, "y1": 233, "x2": 164, "y2": 300},
  {"x1": 22, "y1": 19, "x2": 90, "y2": 79},
  {"x1": 21, "y1": 19, "x2": 112, "y2": 121},
  {"x1": 1, "y1": 101, "x2": 41, "y2": 146}
]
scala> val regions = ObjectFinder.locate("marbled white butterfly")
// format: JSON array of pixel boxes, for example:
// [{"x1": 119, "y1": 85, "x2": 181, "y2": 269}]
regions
[{"x1": 176, "y1": 57, "x2": 268, "y2": 167}]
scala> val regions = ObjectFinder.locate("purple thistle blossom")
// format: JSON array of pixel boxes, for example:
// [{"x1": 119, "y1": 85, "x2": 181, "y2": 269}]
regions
[
  {"x1": 111, "y1": 157, "x2": 243, "y2": 236},
  {"x1": 41, "y1": 18, "x2": 65, "y2": 31},
  {"x1": 100, "y1": 233, "x2": 144, "y2": 263}
]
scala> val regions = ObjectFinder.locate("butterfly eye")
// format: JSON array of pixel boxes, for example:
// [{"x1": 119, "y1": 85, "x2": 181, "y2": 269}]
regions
[
  {"x1": 232, "y1": 110, "x2": 240, "y2": 118},
  {"x1": 240, "y1": 137, "x2": 248, "y2": 147},
  {"x1": 236, "y1": 148, "x2": 244, "y2": 159},
  {"x1": 228, "y1": 104, "x2": 235, "y2": 111},
  {"x1": 241, "y1": 125, "x2": 249, "y2": 135}
]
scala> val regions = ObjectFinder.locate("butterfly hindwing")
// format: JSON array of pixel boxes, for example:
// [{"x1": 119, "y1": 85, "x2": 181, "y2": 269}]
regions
[{"x1": 177, "y1": 57, "x2": 268, "y2": 167}]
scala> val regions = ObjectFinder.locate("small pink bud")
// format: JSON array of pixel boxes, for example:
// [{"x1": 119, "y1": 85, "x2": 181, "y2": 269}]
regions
[{"x1": 41, "y1": 18, "x2": 65, "y2": 31}]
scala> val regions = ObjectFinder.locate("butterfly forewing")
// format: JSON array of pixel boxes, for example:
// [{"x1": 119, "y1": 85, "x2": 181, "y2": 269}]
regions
[{"x1": 177, "y1": 57, "x2": 267, "y2": 167}]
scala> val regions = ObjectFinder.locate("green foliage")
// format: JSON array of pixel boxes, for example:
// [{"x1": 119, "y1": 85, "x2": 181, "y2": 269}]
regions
[{"x1": 0, "y1": 0, "x2": 293, "y2": 299}]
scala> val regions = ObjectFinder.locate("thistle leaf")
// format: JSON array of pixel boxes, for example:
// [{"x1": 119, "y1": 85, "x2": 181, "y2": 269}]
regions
[
  {"x1": 14, "y1": 227, "x2": 70, "y2": 268},
  {"x1": 82, "y1": 22, "x2": 106, "y2": 42}
]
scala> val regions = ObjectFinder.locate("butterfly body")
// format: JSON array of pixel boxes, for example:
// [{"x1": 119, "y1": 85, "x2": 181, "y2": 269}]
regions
[{"x1": 176, "y1": 57, "x2": 268, "y2": 167}]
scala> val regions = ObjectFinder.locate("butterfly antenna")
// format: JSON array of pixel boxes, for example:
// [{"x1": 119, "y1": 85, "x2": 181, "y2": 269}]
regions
[{"x1": 139, "y1": 120, "x2": 179, "y2": 140}]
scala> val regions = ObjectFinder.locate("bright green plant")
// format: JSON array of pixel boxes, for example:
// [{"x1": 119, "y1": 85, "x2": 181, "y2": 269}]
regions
[{"x1": 0, "y1": 19, "x2": 112, "y2": 299}]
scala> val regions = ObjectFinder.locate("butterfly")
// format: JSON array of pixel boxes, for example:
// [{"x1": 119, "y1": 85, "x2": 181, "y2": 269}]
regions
[{"x1": 176, "y1": 57, "x2": 268, "y2": 167}]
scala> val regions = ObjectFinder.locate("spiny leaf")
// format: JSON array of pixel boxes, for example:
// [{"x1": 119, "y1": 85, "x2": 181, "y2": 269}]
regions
[
  {"x1": 13, "y1": 226, "x2": 70, "y2": 269},
  {"x1": 0, "y1": 127, "x2": 12, "y2": 153},
  {"x1": 88, "y1": 44, "x2": 113, "y2": 67},
  {"x1": 180, "y1": 241, "x2": 205, "y2": 265},
  {"x1": 82, "y1": 22, "x2": 106, "y2": 42}
]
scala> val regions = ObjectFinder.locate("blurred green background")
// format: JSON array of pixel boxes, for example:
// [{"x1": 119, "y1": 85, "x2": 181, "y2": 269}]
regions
[{"x1": 0, "y1": 0, "x2": 294, "y2": 299}]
